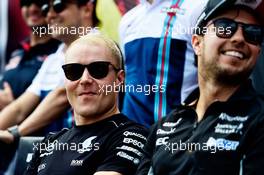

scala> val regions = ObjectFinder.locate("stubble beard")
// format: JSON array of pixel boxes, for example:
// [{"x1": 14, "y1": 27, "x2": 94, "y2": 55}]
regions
[{"x1": 200, "y1": 52, "x2": 252, "y2": 86}]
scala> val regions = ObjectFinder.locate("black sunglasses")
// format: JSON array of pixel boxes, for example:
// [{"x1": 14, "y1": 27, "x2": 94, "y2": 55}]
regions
[
  {"x1": 209, "y1": 18, "x2": 263, "y2": 46},
  {"x1": 62, "y1": 61, "x2": 121, "y2": 81},
  {"x1": 20, "y1": 0, "x2": 45, "y2": 8},
  {"x1": 41, "y1": 0, "x2": 71, "y2": 17}
]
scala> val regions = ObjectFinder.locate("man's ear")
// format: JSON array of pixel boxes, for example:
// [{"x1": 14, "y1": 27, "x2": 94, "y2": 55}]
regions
[
  {"x1": 116, "y1": 70, "x2": 125, "y2": 84},
  {"x1": 114, "y1": 70, "x2": 125, "y2": 91},
  {"x1": 80, "y1": 1, "x2": 94, "y2": 22},
  {"x1": 192, "y1": 34, "x2": 203, "y2": 56}
]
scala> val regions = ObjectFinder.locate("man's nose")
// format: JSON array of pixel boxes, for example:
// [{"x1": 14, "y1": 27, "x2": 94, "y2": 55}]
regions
[
  {"x1": 230, "y1": 26, "x2": 246, "y2": 45},
  {"x1": 80, "y1": 68, "x2": 93, "y2": 84},
  {"x1": 46, "y1": 5, "x2": 57, "y2": 20}
]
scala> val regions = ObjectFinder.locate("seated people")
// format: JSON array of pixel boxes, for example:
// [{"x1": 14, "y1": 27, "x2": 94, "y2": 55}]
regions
[
  {"x1": 0, "y1": 0, "x2": 99, "y2": 171},
  {"x1": 0, "y1": 0, "x2": 60, "y2": 110},
  {"x1": 0, "y1": 0, "x2": 100, "y2": 139},
  {"x1": 136, "y1": 0, "x2": 264, "y2": 174},
  {"x1": 24, "y1": 33, "x2": 148, "y2": 175}
]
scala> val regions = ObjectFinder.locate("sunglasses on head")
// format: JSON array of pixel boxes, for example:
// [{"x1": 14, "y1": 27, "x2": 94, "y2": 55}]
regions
[
  {"x1": 62, "y1": 61, "x2": 121, "y2": 81},
  {"x1": 209, "y1": 18, "x2": 264, "y2": 46},
  {"x1": 20, "y1": 0, "x2": 45, "y2": 8}
]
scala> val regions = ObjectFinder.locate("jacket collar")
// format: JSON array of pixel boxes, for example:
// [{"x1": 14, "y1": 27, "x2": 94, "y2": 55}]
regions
[{"x1": 183, "y1": 79, "x2": 257, "y2": 106}]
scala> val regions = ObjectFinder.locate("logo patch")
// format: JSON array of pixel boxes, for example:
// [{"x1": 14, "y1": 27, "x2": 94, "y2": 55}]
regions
[
  {"x1": 77, "y1": 136, "x2": 97, "y2": 153},
  {"x1": 70, "y1": 160, "x2": 83, "y2": 166},
  {"x1": 206, "y1": 137, "x2": 239, "y2": 151}
]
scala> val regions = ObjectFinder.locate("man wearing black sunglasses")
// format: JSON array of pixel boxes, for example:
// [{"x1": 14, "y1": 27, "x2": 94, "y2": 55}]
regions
[
  {"x1": 0, "y1": 0, "x2": 100, "y2": 154},
  {"x1": 136, "y1": 0, "x2": 264, "y2": 174},
  {"x1": 24, "y1": 33, "x2": 148, "y2": 175}
]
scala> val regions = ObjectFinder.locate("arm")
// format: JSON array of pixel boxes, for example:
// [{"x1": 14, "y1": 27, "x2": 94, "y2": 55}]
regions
[
  {"x1": 97, "y1": 126, "x2": 148, "y2": 175},
  {"x1": 243, "y1": 115, "x2": 264, "y2": 174},
  {"x1": 136, "y1": 124, "x2": 157, "y2": 175},
  {"x1": 18, "y1": 87, "x2": 70, "y2": 136},
  {"x1": 0, "y1": 82, "x2": 14, "y2": 110},
  {"x1": 0, "y1": 91, "x2": 40, "y2": 129}
]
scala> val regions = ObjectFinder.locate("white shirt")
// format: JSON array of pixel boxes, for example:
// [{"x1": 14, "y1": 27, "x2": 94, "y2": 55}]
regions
[{"x1": 27, "y1": 44, "x2": 65, "y2": 97}]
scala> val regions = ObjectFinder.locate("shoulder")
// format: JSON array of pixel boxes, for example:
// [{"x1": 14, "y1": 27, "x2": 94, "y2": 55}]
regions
[
  {"x1": 36, "y1": 43, "x2": 65, "y2": 70},
  {"x1": 44, "y1": 38, "x2": 61, "y2": 47},
  {"x1": 103, "y1": 114, "x2": 149, "y2": 144},
  {"x1": 43, "y1": 128, "x2": 69, "y2": 142},
  {"x1": 44, "y1": 43, "x2": 64, "y2": 60},
  {"x1": 250, "y1": 95, "x2": 264, "y2": 126},
  {"x1": 119, "y1": 4, "x2": 145, "y2": 45},
  {"x1": 108, "y1": 114, "x2": 148, "y2": 132},
  {"x1": 148, "y1": 106, "x2": 191, "y2": 137},
  {"x1": 95, "y1": 114, "x2": 148, "y2": 174},
  {"x1": 159, "y1": 107, "x2": 187, "y2": 125},
  {"x1": 120, "y1": 4, "x2": 144, "y2": 27}
]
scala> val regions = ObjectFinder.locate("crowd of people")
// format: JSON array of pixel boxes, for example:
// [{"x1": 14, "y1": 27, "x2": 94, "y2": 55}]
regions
[{"x1": 0, "y1": 0, "x2": 264, "y2": 174}]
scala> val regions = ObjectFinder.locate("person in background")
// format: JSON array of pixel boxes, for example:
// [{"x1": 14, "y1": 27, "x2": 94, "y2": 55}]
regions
[
  {"x1": 0, "y1": 0, "x2": 60, "y2": 110},
  {"x1": 119, "y1": 0, "x2": 208, "y2": 127},
  {"x1": 136, "y1": 0, "x2": 264, "y2": 174},
  {"x1": 24, "y1": 33, "x2": 148, "y2": 175},
  {"x1": 1, "y1": 0, "x2": 29, "y2": 68},
  {"x1": 96, "y1": 0, "x2": 138, "y2": 42}
]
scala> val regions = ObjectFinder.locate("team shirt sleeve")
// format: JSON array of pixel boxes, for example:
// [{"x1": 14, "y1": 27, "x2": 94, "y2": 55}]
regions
[
  {"x1": 96, "y1": 126, "x2": 148, "y2": 175},
  {"x1": 242, "y1": 115, "x2": 264, "y2": 174},
  {"x1": 135, "y1": 124, "x2": 157, "y2": 175}
]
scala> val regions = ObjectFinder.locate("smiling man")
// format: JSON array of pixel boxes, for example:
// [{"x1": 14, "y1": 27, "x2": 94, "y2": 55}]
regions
[
  {"x1": 24, "y1": 33, "x2": 148, "y2": 175},
  {"x1": 0, "y1": 0, "x2": 99, "y2": 140},
  {"x1": 0, "y1": 1, "x2": 98, "y2": 172},
  {"x1": 0, "y1": 0, "x2": 60, "y2": 172},
  {"x1": 136, "y1": 0, "x2": 264, "y2": 174}
]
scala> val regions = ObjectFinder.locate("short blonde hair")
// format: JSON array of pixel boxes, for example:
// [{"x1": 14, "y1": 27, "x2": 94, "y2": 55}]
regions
[{"x1": 67, "y1": 32, "x2": 123, "y2": 69}]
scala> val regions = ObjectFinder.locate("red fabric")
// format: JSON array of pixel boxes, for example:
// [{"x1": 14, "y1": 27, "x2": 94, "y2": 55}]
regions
[
  {"x1": 21, "y1": 40, "x2": 31, "y2": 52},
  {"x1": 6, "y1": 0, "x2": 29, "y2": 62}
]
